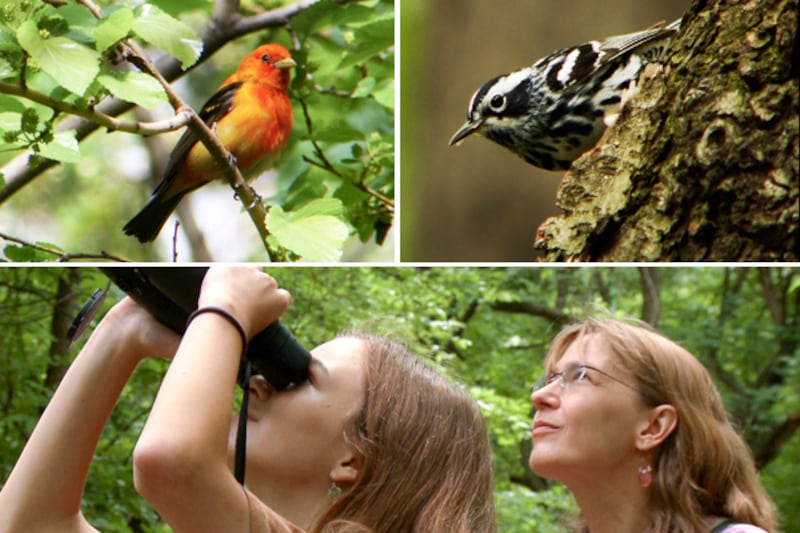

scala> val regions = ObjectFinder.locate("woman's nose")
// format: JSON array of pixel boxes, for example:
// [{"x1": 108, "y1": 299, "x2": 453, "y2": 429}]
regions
[{"x1": 531, "y1": 380, "x2": 560, "y2": 411}]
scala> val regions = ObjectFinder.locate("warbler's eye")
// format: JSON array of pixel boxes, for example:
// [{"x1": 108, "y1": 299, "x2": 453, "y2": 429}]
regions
[
  {"x1": 261, "y1": 54, "x2": 271, "y2": 62},
  {"x1": 489, "y1": 94, "x2": 506, "y2": 111}
]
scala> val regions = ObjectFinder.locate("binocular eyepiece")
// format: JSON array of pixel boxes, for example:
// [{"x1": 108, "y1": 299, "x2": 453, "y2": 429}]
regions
[{"x1": 94, "y1": 267, "x2": 312, "y2": 391}]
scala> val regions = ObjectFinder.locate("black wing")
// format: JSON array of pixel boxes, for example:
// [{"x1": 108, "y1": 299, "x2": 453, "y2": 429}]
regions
[{"x1": 152, "y1": 81, "x2": 243, "y2": 196}]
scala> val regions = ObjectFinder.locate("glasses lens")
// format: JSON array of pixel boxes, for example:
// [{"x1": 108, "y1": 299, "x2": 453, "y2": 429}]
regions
[
  {"x1": 563, "y1": 362, "x2": 587, "y2": 385},
  {"x1": 533, "y1": 370, "x2": 558, "y2": 392}
]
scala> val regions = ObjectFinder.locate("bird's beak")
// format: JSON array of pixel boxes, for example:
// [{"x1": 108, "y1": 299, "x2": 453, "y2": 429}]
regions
[
  {"x1": 273, "y1": 57, "x2": 297, "y2": 70},
  {"x1": 449, "y1": 119, "x2": 482, "y2": 146}
]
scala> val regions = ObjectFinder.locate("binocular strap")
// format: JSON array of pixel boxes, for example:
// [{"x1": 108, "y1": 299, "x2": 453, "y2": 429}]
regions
[{"x1": 234, "y1": 360, "x2": 252, "y2": 485}]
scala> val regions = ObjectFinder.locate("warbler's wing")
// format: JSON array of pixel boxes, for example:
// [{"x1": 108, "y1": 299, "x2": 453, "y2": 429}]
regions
[
  {"x1": 534, "y1": 19, "x2": 680, "y2": 92},
  {"x1": 153, "y1": 81, "x2": 243, "y2": 196}
]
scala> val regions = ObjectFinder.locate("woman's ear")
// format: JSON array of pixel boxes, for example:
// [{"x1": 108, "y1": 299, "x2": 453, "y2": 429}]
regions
[
  {"x1": 635, "y1": 404, "x2": 678, "y2": 452},
  {"x1": 330, "y1": 450, "x2": 362, "y2": 485}
]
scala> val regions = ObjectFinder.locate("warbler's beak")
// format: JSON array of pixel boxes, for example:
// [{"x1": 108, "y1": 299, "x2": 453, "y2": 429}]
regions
[
  {"x1": 273, "y1": 57, "x2": 297, "y2": 70},
  {"x1": 449, "y1": 119, "x2": 482, "y2": 146}
]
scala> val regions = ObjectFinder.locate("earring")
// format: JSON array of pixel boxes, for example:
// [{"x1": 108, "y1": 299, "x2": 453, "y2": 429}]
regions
[
  {"x1": 638, "y1": 465, "x2": 654, "y2": 488},
  {"x1": 328, "y1": 482, "x2": 343, "y2": 498}
]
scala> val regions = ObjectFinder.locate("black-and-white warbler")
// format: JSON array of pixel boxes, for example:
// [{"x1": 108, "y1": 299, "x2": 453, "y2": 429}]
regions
[{"x1": 449, "y1": 19, "x2": 682, "y2": 170}]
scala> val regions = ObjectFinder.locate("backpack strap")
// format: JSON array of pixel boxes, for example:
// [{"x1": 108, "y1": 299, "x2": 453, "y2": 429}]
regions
[{"x1": 711, "y1": 519, "x2": 735, "y2": 533}]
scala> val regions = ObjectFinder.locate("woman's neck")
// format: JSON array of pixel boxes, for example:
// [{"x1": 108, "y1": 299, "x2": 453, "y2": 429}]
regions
[{"x1": 566, "y1": 466, "x2": 651, "y2": 533}]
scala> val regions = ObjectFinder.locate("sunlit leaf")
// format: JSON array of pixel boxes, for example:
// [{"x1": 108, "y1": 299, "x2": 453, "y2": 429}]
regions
[
  {"x1": 94, "y1": 8, "x2": 134, "y2": 52},
  {"x1": 17, "y1": 20, "x2": 100, "y2": 95},
  {"x1": 37, "y1": 129, "x2": 80, "y2": 163},
  {"x1": 266, "y1": 200, "x2": 350, "y2": 262},
  {"x1": 132, "y1": 4, "x2": 202, "y2": 69},
  {"x1": 97, "y1": 69, "x2": 167, "y2": 109}
]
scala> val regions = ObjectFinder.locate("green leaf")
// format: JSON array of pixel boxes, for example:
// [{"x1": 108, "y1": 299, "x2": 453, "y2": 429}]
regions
[
  {"x1": 97, "y1": 69, "x2": 167, "y2": 109},
  {"x1": 351, "y1": 76, "x2": 376, "y2": 98},
  {"x1": 266, "y1": 201, "x2": 350, "y2": 262},
  {"x1": 339, "y1": 18, "x2": 393, "y2": 70},
  {"x1": 313, "y1": 123, "x2": 364, "y2": 143},
  {"x1": 132, "y1": 4, "x2": 202, "y2": 70},
  {"x1": 17, "y1": 20, "x2": 100, "y2": 95},
  {"x1": 94, "y1": 8, "x2": 134, "y2": 51},
  {"x1": 3, "y1": 244, "x2": 53, "y2": 262},
  {"x1": 37, "y1": 129, "x2": 80, "y2": 163},
  {"x1": 291, "y1": 0, "x2": 376, "y2": 41},
  {"x1": 0, "y1": 111, "x2": 22, "y2": 134}
]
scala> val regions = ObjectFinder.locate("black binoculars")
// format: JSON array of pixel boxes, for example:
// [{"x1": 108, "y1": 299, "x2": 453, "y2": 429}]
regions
[{"x1": 98, "y1": 267, "x2": 311, "y2": 391}]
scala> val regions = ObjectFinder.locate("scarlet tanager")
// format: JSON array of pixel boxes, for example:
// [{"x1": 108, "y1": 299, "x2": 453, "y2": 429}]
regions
[{"x1": 123, "y1": 43, "x2": 296, "y2": 243}]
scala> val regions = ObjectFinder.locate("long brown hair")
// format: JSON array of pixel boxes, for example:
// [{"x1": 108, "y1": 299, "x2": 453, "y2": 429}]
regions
[
  {"x1": 545, "y1": 317, "x2": 778, "y2": 532},
  {"x1": 313, "y1": 332, "x2": 496, "y2": 533}
]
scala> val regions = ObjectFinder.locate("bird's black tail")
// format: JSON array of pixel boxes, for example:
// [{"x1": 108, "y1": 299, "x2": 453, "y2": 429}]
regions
[{"x1": 123, "y1": 193, "x2": 185, "y2": 243}]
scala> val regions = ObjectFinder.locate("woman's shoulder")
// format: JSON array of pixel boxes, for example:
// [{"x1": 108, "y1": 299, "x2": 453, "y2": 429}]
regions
[{"x1": 715, "y1": 522, "x2": 770, "y2": 533}]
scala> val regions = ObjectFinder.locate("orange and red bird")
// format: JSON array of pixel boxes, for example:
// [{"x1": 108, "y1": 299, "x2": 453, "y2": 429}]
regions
[{"x1": 124, "y1": 43, "x2": 296, "y2": 242}]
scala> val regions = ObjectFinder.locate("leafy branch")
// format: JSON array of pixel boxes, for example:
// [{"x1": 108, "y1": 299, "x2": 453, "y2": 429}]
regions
[
  {"x1": 0, "y1": 231, "x2": 127, "y2": 262},
  {"x1": 0, "y1": 0, "x2": 324, "y2": 204}
]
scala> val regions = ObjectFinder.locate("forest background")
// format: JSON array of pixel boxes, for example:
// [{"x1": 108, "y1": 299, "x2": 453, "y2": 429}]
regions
[{"x1": 1, "y1": 266, "x2": 798, "y2": 531}]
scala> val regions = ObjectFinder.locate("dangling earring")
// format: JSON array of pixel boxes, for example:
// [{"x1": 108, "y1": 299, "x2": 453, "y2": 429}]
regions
[
  {"x1": 328, "y1": 481, "x2": 343, "y2": 498},
  {"x1": 638, "y1": 465, "x2": 654, "y2": 488}
]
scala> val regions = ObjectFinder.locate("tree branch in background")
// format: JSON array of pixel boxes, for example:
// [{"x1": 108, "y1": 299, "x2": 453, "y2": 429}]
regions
[
  {"x1": 0, "y1": 232, "x2": 128, "y2": 262},
  {"x1": 639, "y1": 268, "x2": 662, "y2": 327},
  {"x1": 44, "y1": 268, "x2": 82, "y2": 389},
  {"x1": 488, "y1": 300, "x2": 574, "y2": 329}
]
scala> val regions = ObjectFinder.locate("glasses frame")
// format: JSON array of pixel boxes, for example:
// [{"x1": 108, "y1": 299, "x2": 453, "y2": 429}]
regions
[{"x1": 532, "y1": 361, "x2": 639, "y2": 394}]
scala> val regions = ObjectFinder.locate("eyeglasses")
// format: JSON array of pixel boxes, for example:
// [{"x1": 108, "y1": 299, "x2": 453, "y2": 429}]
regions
[{"x1": 532, "y1": 361, "x2": 638, "y2": 393}]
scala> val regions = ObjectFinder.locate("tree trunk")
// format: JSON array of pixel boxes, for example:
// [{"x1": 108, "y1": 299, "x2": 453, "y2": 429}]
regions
[{"x1": 535, "y1": 0, "x2": 799, "y2": 261}]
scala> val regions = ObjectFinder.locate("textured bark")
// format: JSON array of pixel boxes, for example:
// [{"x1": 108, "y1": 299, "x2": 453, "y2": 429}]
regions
[{"x1": 535, "y1": 0, "x2": 799, "y2": 261}]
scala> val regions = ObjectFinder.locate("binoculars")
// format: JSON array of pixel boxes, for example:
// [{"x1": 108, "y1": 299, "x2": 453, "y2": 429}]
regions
[{"x1": 96, "y1": 267, "x2": 311, "y2": 391}]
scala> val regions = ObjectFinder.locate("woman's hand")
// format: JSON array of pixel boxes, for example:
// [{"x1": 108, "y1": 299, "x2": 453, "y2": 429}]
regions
[
  {"x1": 100, "y1": 297, "x2": 181, "y2": 364},
  {"x1": 197, "y1": 267, "x2": 291, "y2": 339}
]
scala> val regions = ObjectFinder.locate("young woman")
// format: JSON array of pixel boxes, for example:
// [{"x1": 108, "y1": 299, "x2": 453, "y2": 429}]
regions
[
  {"x1": 0, "y1": 267, "x2": 496, "y2": 532},
  {"x1": 529, "y1": 317, "x2": 778, "y2": 533}
]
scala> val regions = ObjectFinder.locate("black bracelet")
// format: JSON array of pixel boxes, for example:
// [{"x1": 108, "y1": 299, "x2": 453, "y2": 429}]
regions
[{"x1": 186, "y1": 306, "x2": 248, "y2": 358}]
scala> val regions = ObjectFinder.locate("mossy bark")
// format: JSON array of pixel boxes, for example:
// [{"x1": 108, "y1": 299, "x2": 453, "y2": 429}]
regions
[{"x1": 536, "y1": 0, "x2": 798, "y2": 261}]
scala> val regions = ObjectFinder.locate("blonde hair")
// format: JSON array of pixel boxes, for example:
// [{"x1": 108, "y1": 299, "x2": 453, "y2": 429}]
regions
[
  {"x1": 313, "y1": 332, "x2": 496, "y2": 532},
  {"x1": 545, "y1": 317, "x2": 778, "y2": 532}
]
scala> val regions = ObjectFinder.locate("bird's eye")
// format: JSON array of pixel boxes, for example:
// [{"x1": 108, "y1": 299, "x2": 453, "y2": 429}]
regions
[
  {"x1": 489, "y1": 94, "x2": 506, "y2": 111},
  {"x1": 261, "y1": 54, "x2": 270, "y2": 62}
]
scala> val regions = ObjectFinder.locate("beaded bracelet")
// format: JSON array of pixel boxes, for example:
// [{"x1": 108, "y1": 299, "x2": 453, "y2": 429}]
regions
[{"x1": 186, "y1": 306, "x2": 248, "y2": 358}]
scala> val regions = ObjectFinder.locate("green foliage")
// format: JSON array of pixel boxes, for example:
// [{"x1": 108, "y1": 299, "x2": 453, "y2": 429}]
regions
[
  {"x1": 2, "y1": 266, "x2": 797, "y2": 530},
  {"x1": 0, "y1": 0, "x2": 394, "y2": 261}
]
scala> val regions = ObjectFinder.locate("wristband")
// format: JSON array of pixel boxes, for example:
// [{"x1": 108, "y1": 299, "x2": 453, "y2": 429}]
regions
[{"x1": 186, "y1": 306, "x2": 248, "y2": 358}]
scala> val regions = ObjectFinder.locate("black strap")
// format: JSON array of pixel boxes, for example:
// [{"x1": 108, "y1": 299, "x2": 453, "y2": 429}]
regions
[
  {"x1": 234, "y1": 360, "x2": 251, "y2": 485},
  {"x1": 711, "y1": 519, "x2": 735, "y2": 533}
]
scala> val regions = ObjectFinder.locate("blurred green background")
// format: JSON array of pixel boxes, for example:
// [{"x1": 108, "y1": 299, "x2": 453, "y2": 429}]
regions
[{"x1": 400, "y1": 0, "x2": 687, "y2": 261}]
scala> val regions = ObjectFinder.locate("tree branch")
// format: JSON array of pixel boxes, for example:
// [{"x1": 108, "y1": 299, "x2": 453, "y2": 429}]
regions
[
  {"x1": 0, "y1": 81, "x2": 192, "y2": 136},
  {"x1": 639, "y1": 267, "x2": 662, "y2": 327},
  {"x1": 0, "y1": 232, "x2": 128, "y2": 262},
  {"x1": 488, "y1": 301, "x2": 574, "y2": 328}
]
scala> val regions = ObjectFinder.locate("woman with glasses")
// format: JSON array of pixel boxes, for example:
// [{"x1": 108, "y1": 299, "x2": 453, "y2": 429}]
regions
[{"x1": 529, "y1": 317, "x2": 777, "y2": 533}]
